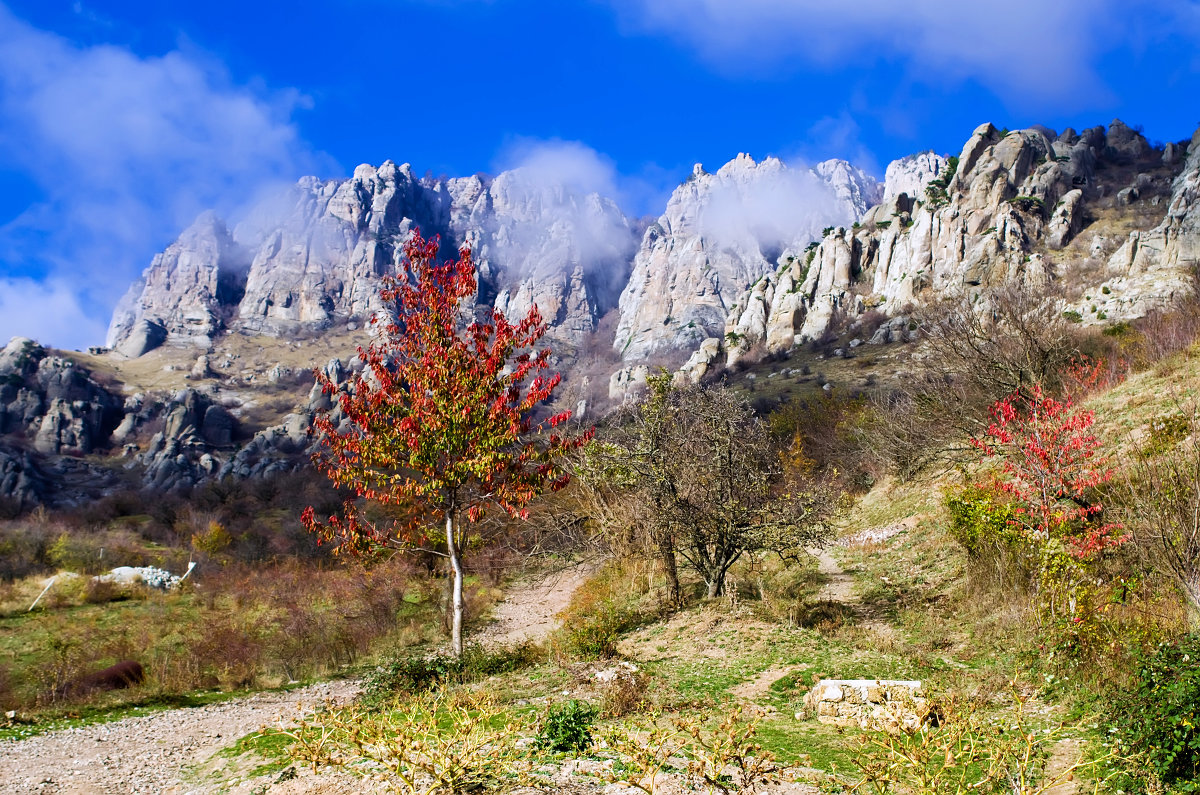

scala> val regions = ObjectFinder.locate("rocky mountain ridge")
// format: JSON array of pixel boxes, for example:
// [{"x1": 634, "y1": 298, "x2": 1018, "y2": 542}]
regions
[
  {"x1": 713, "y1": 120, "x2": 1199, "y2": 370},
  {"x1": 109, "y1": 154, "x2": 877, "y2": 366},
  {"x1": 3, "y1": 120, "x2": 1197, "y2": 507},
  {"x1": 108, "y1": 161, "x2": 637, "y2": 357},
  {"x1": 615, "y1": 154, "x2": 881, "y2": 360}
]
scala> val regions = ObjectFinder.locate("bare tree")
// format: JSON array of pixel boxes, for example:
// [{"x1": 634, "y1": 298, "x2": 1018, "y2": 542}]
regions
[
  {"x1": 863, "y1": 285, "x2": 1086, "y2": 478},
  {"x1": 671, "y1": 384, "x2": 840, "y2": 597},
  {"x1": 1116, "y1": 410, "x2": 1200, "y2": 624},
  {"x1": 588, "y1": 374, "x2": 839, "y2": 601}
]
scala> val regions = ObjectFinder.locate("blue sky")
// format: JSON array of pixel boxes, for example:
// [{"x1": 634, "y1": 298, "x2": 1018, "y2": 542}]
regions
[{"x1": 1, "y1": 0, "x2": 1199, "y2": 349}]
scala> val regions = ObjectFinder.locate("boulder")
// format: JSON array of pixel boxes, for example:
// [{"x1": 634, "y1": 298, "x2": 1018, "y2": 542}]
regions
[{"x1": 114, "y1": 319, "x2": 167, "y2": 358}]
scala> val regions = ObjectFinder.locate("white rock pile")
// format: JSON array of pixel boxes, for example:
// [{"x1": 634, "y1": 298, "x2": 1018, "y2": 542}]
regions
[{"x1": 95, "y1": 565, "x2": 188, "y2": 590}]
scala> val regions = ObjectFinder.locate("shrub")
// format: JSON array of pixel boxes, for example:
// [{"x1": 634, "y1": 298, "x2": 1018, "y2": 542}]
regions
[
  {"x1": 1109, "y1": 633, "x2": 1200, "y2": 792},
  {"x1": 361, "y1": 643, "x2": 539, "y2": 704},
  {"x1": 850, "y1": 689, "x2": 1111, "y2": 794},
  {"x1": 535, "y1": 699, "x2": 597, "y2": 753},
  {"x1": 602, "y1": 669, "x2": 649, "y2": 717},
  {"x1": 601, "y1": 707, "x2": 778, "y2": 794},
  {"x1": 554, "y1": 601, "x2": 636, "y2": 659},
  {"x1": 280, "y1": 688, "x2": 530, "y2": 793},
  {"x1": 550, "y1": 564, "x2": 645, "y2": 659},
  {"x1": 944, "y1": 485, "x2": 1031, "y2": 591}
]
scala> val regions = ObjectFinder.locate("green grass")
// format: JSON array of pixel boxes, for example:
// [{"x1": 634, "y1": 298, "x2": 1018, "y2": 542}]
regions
[{"x1": 213, "y1": 728, "x2": 298, "y2": 778}]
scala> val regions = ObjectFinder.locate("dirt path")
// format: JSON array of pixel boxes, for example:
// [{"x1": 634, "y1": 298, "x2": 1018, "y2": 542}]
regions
[
  {"x1": 0, "y1": 565, "x2": 595, "y2": 794},
  {"x1": 0, "y1": 680, "x2": 359, "y2": 794},
  {"x1": 815, "y1": 547, "x2": 856, "y2": 604},
  {"x1": 475, "y1": 561, "x2": 596, "y2": 648}
]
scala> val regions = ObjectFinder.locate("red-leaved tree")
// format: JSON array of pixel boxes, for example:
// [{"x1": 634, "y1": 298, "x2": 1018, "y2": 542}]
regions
[
  {"x1": 302, "y1": 231, "x2": 592, "y2": 656},
  {"x1": 971, "y1": 379, "x2": 1124, "y2": 561}
]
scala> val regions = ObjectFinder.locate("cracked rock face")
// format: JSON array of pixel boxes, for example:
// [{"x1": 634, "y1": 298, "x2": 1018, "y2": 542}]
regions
[
  {"x1": 107, "y1": 212, "x2": 249, "y2": 353},
  {"x1": 718, "y1": 120, "x2": 1198, "y2": 367},
  {"x1": 613, "y1": 154, "x2": 882, "y2": 361}
]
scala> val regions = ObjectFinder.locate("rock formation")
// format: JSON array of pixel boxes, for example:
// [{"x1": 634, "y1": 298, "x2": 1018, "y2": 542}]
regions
[
  {"x1": 5, "y1": 120, "x2": 1198, "y2": 506},
  {"x1": 717, "y1": 120, "x2": 1197, "y2": 367},
  {"x1": 614, "y1": 155, "x2": 881, "y2": 361},
  {"x1": 108, "y1": 162, "x2": 635, "y2": 355}
]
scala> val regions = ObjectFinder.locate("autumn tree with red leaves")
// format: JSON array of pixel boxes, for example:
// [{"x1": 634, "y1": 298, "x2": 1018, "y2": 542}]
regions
[
  {"x1": 302, "y1": 231, "x2": 592, "y2": 656},
  {"x1": 966, "y1": 361, "x2": 1127, "y2": 626},
  {"x1": 970, "y1": 364, "x2": 1124, "y2": 561}
]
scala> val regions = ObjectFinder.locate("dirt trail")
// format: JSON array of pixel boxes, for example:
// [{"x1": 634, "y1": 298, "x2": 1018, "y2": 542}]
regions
[
  {"x1": 0, "y1": 680, "x2": 359, "y2": 794},
  {"x1": 815, "y1": 547, "x2": 856, "y2": 604},
  {"x1": 0, "y1": 566, "x2": 594, "y2": 794},
  {"x1": 475, "y1": 562, "x2": 597, "y2": 648}
]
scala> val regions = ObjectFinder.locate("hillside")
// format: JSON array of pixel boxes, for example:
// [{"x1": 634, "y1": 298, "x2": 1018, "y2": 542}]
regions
[{"x1": 6, "y1": 326, "x2": 1198, "y2": 791}]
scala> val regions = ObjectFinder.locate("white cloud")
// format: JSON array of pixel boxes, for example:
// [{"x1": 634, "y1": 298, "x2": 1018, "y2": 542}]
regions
[
  {"x1": 496, "y1": 137, "x2": 675, "y2": 218},
  {"x1": 488, "y1": 139, "x2": 640, "y2": 294},
  {"x1": 498, "y1": 138, "x2": 624, "y2": 200},
  {"x1": 0, "y1": 278, "x2": 108, "y2": 351},
  {"x1": 0, "y1": 4, "x2": 325, "y2": 350},
  {"x1": 607, "y1": 0, "x2": 1183, "y2": 106},
  {"x1": 698, "y1": 160, "x2": 851, "y2": 253}
]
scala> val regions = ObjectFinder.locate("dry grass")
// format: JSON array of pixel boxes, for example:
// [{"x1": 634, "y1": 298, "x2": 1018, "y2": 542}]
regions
[{"x1": 0, "y1": 556, "x2": 449, "y2": 712}]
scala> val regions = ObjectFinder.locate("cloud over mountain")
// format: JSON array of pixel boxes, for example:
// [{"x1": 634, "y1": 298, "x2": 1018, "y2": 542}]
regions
[{"x1": 0, "y1": 4, "x2": 322, "y2": 349}]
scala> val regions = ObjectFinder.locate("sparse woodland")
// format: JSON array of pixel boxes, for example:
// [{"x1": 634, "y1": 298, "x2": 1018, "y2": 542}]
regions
[{"x1": 5, "y1": 273, "x2": 1200, "y2": 793}]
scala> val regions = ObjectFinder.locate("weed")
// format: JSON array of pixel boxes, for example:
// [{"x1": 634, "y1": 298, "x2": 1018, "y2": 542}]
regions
[
  {"x1": 361, "y1": 643, "x2": 540, "y2": 705},
  {"x1": 535, "y1": 699, "x2": 597, "y2": 752},
  {"x1": 1107, "y1": 633, "x2": 1200, "y2": 791},
  {"x1": 278, "y1": 688, "x2": 531, "y2": 794}
]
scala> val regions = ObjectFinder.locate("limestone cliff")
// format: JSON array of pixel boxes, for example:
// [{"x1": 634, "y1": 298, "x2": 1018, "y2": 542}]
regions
[
  {"x1": 719, "y1": 120, "x2": 1197, "y2": 366},
  {"x1": 108, "y1": 162, "x2": 635, "y2": 355},
  {"x1": 614, "y1": 155, "x2": 881, "y2": 361}
]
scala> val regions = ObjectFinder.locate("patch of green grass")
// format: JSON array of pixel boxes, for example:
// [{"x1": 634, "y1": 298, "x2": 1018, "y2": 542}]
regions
[
  {"x1": 756, "y1": 717, "x2": 860, "y2": 770},
  {"x1": 215, "y1": 728, "x2": 297, "y2": 778}
]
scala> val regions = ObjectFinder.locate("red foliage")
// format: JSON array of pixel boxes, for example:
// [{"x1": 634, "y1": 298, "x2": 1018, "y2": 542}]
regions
[
  {"x1": 971, "y1": 362, "x2": 1125, "y2": 560},
  {"x1": 302, "y1": 230, "x2": 593, "y2": 557}
]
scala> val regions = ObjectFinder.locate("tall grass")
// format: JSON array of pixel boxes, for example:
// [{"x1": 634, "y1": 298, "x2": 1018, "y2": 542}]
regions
[{"x1": 0, "y1": 557, "x2": 445, "y2": 712}]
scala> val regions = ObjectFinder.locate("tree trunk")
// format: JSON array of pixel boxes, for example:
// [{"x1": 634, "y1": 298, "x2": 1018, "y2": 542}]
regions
[
  {"x1": 706, "y1": 577, "x2": 722, "y2": 599},
  {"x1": 446, "y1": 508, "x2": 465, "y2": 658},
  {"x1": 659, "y1": 544, "x2": 681, "y2": 606}
]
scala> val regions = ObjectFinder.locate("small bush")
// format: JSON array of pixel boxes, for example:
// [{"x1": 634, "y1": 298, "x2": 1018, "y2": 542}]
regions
[
  {"x1": 361, "y1": 643, "x2": 539, "y2": 704},
  {"x1": 790, "y1": 599, "x2": 855, "y2": 631},
  {"x1": 598, "y1": 664, "x2": 650, "y2": 717},
  {"x1": 281, "y1": 688, "x2": 530, "y2": 793},
  {"x1": 944, "y1": 485, "x2": 1032, "y2": 591},
  {"x1": 554, "y1": 602, "x2": 636, "y2": 659},
  {"x1": 535, "y1": 699, "x2": 597, "y2": 753},
  {"x1": 1108, "y1": 633, "x2": 1200, "y2": 792},
  {"x1": 82, "y1": 578, "x2": 135, "y2": 604},
  {"x1": 551, "y1": 564, "x2": 645, "y2": 660}
]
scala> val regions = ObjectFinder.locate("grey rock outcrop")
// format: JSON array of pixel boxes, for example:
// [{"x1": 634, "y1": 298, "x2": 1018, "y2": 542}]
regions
[
  {"x1": 883, "y1": 152, "x2": 947, "y2": 203},
  {"x1": 108, "y1": 213, "x2": 248, "y2": 350},
  {"x1": 133, "y1": 388, "x2": 254, "y2": 491},
  {"x1": 1078, "y1": 125, "x2": 1200, "y2": 320},
  {"x1": 0, "y1": 338, "x2": 122, "y2": 456},
  {"x1": 0, "y1": 446, "x2": 45, "y2": 506},
  {"x1": 614, "y1": 155, "x2": 881, "y2": 362},
  {"x1": 718, "y1": 120, "x2": 1193, "y2": 365}
]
